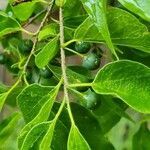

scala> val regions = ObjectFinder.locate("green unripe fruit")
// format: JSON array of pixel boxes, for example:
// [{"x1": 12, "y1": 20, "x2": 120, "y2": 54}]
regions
[
  {"x1": 75, "y1": 42, "x2": 91, "y2": 54},
  {"x1": 39, "y1": 67, "x2": 53, "y2": 79},
  {"x1": 0, "y1": 54, "x2": 6, "y2": 64},
  {"x1": 83, "y1": 89, "x2": 99, "y2": 109},
  {"x1": 82, "y1": 53, "x2": 100, "y2": 70},
  {"x1": 18, "y1": 39, "x2": 33, "y2": 55}
]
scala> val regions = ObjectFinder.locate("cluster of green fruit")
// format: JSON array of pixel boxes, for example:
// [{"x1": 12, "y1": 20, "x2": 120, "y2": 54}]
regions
[
  {"x1": 74, "y1": 41, "x2": 102, "y2": 70},
  {"x1": 73, "y1": 42, "x2": 102, "y2": 109}
]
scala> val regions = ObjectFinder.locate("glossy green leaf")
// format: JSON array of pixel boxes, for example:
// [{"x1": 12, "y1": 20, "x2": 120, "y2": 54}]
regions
[
  {"x1": 118, "y1": 0, "x2": 150, "y2": 22},
  {"x1": 0, "y1": 112, "x2": 21, "y2": 144},
  {"x1": 107, "y1": 8, "x2": 150, "y2": 54},
  {"x1": 81, "y1": 0, "x2": 117, "y2": 58},
  {"x1": 71, "y1": 103, "x2": 114, "y2": 150},
  {"x1": 38, "y1": 23, "x2": 58, "y2": 41},
  {"x1": 35, "y1": 37, "x2": 59, "y2": 68},
  {"x1": 0, "y1": 12, "x2": 21, "y2": 38},
  {"x1": 11, "y1": 1, "x2": 37, "y2": 21},
  {"x1": 132, "y1": 123, "x2": 150, "y2": 150},
  {"x1": 68, "y1": 124, "x2": 91, "y2": 150},
  {"x1": 92, "y1": 60, "x2": 150, "y2": 113},
  {"x1": 17, "y1": 84, "x2": 53, "y2": 122},
  {"x1": 74, "y1": 8, "x2": 150, "y2": 54}
]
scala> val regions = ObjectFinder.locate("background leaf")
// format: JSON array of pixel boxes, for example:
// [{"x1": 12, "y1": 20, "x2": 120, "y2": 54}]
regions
[
  {"x1": 71, "y1": 103, "x2": 114, "y2": 150},
  {"x1": 132, "y1": 123, "x2": 150, "y2": 150},
  {"x1": 92, "y1": 96, "x2": 130, "y2": 134}
]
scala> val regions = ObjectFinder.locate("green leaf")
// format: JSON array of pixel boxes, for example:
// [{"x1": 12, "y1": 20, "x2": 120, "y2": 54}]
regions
[
  {"x1": 49, "y1": 65, "x2": 90, "y2": 84},
  {"x1": 39, "y1": 121, "x2": 55, "y2": 150},
  {"x1": 38, "y1": 23, "x2": 58, "y2": 41},
  {"x1": 50, "y1": 102, "x2": 71, "y2": 129},
  {"x1": 20, "y1": 122, "x2": 50, "y2": 150},
  {"x1": 118, "y1": 0, "x2": 150, "y2": 22},
  {"x1": 92, "y1": 60, "x2": 150, "y2": 113},
  {"x1": 71, "y1": 103, "x2": 114, "y2": 150},
  {"x1": 74, "y1": 8, "x2": 150, "y2": 54},
  {"x1": 11, "y1": 1, "x2": 37, "y2": 21},
  {"x1": 0, "y1": 12, "x2": 21, "y2": 38},
  {"x1": 81, "y1": 0, "x2": 117, "y2": 58},
  {"x1": 132, "y1": 123, "x2": 150, "y2": 150},
  {"x1": 0, "y1": 112, "x2": 21, "y2": 144},
  {"x1": 39, "y1": 118, "x2": 69, "y2": 150},
  {"x1": 18, "y1": 84, "x2": 60, "y2": 148},
  {"x1": 67, "y1": 124, "x2": 91, "y2": 150},
  {"x1": 74, "y1": 17, "x2": 101, "y2": 42},
  {"x1": 20, "y1": 118, "x2": 68, "y2": 150},
  {"x1": 107, "y1": 8, "x2": 150, "y2": 54},
  {"x1": 17, "y1": 84, "x2": 53, "y2": 122},
  {"x1": 35, "y1": 37, "x2": 59, "y2": 68}
]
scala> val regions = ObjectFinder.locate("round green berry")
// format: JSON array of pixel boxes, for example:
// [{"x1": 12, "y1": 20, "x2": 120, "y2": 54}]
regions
[
  {"x1": 83, "y1": 89, "x2": 99, "y2": 109},
  {"x1": 75, "y1": 42, "x2": 91, "y2": 54},
  {"x1": 82, "y1": 53, "x2": 100, "y2": 70}
]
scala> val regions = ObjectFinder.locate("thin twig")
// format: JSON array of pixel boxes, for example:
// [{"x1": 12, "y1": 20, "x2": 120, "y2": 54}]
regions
[
  {"x1": 22, "y1": 1, "x2": 54, "y2": 81},
  {"x1": 23, "y1": 9, "x2": 47, "y2": 28}
]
